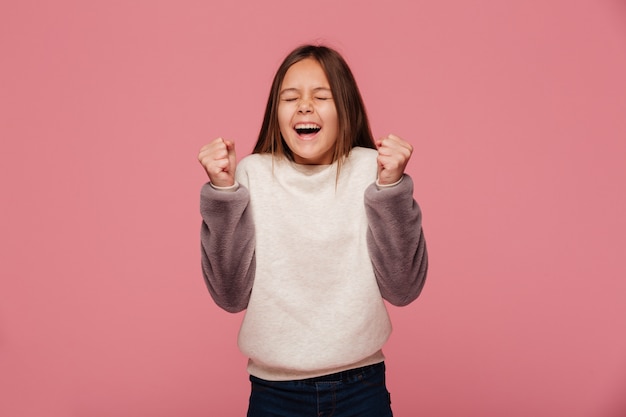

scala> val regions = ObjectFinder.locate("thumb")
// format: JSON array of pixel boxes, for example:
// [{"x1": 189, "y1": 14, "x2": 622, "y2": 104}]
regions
[{"x1": 376, "y1": 155, "x2": 384, "y2": 175}]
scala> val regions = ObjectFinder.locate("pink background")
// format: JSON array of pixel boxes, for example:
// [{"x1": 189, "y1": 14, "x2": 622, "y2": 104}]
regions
[{"x1": 1, "y1": 0, "x2": 625, "y2": 416}]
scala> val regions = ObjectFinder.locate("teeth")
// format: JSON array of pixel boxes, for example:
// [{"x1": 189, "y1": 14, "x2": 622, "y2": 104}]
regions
[{"x1": 295, "y1": 123, "x2": 320, "y2": 130}]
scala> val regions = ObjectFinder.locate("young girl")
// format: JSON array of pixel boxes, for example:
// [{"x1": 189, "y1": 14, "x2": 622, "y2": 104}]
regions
[{"x1": 198, "y1": 44, "x2": 428, "y2": 417}]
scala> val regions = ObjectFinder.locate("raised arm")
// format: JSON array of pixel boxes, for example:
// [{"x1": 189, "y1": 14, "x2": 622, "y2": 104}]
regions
[
  {"x1": 198, "y1": 138, "x2": 255, "y2": 312},
  {"x1": 367, "y1": 134, "x2": 428, "y2": 306}
]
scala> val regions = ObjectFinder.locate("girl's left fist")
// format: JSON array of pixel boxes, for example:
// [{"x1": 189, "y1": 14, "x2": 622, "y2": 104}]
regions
[{"x1": 375, "y1": 134, "x2": 413, "y2": 185}]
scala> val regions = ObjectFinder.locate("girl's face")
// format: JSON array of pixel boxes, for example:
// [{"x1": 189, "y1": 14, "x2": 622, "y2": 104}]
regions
[{"x1": 278, "y1": 58, "x2": 339, "y2": 165}]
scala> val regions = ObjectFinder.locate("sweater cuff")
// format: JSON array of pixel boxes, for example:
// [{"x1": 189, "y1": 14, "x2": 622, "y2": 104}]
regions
[
  {"x1": 375, "y1": 175, "x2": 404, "y2": 189},
  {"x1": 209, "y1": 181, "x2": 240, "y2": 192}
]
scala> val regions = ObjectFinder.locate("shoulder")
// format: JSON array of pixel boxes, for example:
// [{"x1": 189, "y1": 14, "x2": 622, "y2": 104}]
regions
[
  {"x1": 236, "y1": 153, "x2": 292, "y2": 187},
  {"x1": 238, "y1": 153, "x2": 271, "y2": 170},
  {"x1": 343, "y1": 147, "x2": 378, "y2": 181},
  {"x1": 236, "y1": 153, "x2": 272, "y2": 188},
  {"x1": 349, "y1": 146, "x2": 378, "y2": 162},
  {"x1": 237, "y1": 153, "x2": 277, "y2": 177}
]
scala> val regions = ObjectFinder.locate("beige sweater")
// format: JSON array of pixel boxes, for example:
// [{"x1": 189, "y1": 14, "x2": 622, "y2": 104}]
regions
[{"x1": 200, "y1": 147, "x2": 428, "y2": 380}]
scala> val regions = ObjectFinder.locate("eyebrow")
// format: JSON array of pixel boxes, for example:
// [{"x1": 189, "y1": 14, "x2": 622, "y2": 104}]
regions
[{"x1": 279, "y1": 87, "x2": 332, "y2": 95}]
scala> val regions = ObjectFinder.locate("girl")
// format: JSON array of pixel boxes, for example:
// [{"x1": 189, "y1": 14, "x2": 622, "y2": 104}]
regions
[{"x1": 198, "y1": 44, "x2": 428, "y2": 417}]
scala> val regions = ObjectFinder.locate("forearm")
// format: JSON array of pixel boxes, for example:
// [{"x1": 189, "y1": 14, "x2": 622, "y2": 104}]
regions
[
  {"x1": 200, "y1": 183, "x2": 256, "y2": 312},
  {"x1": 365, "y1": 175, "x2": 428, "y2": 306}
]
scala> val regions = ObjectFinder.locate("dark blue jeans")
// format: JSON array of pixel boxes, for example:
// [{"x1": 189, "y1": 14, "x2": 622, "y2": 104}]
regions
[{"x1": 247, "y1": 362, "x2": 393, "y2": 417}]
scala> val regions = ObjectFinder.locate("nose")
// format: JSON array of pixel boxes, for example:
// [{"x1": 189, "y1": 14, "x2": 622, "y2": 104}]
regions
[{"x1": 297, "y1": 98, "x2": 313, "y2": 114}]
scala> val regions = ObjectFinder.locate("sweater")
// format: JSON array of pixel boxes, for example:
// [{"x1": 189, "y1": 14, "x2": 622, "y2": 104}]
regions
[{"x1": 200, "y1": 146, "x2": 428, "y2": 380}]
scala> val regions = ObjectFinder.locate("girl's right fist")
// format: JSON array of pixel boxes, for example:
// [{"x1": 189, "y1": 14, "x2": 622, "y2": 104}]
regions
[{"x1": 198, "y1": 137, "x2": 237, "y2": 187}]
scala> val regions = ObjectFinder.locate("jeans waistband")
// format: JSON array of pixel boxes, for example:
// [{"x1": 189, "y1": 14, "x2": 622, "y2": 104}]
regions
[{"x1": 299, "y1": 361, "x2": 385, "y2": 384}]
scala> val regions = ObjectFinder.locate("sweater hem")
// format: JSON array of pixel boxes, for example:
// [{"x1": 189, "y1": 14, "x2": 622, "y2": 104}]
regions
[{"x1": 246, "y1": 350, "x2": 386, "y2": 381}]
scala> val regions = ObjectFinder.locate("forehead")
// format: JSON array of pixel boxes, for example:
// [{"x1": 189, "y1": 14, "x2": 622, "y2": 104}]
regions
[{"x1": 281, "y1": 58, "x2": 330, "y2": 88}]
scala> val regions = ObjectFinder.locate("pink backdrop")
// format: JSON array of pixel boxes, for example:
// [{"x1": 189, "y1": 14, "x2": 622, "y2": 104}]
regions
[{"x1": 2, "y1": 0, "x2": 625, "y2": 416}]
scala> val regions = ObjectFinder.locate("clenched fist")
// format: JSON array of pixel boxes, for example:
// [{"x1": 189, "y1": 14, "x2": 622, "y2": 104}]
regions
[
  {"x1": 375, "y1": 134, "x2": 413, "y2": 185},
  {"x1": 198, "y1": 137, "x2": 237, "y2": 187}
]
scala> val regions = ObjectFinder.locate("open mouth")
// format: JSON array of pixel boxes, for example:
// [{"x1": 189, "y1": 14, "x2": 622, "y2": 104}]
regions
[{"x1": 294, "y1": 123, "x2": 321, "y2": 136}]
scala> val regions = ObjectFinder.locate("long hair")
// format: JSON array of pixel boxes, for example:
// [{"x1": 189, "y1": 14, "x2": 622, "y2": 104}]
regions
[{"x1": 253, "y1": 45, "x2": 375, "y2": 168}]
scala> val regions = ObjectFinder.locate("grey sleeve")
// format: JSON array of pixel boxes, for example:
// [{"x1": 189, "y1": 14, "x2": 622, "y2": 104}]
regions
[
  {"x1": 200, "y1": 183, "x2": 255, "y2": 313},
  {"x1": 364, "y1": 175, "x2": 428, "y2": 306}
]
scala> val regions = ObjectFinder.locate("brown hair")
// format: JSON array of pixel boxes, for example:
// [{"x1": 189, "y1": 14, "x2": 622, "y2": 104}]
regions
[{"x1": 253, "y1": 45, "x2": 375, "y2": 167}]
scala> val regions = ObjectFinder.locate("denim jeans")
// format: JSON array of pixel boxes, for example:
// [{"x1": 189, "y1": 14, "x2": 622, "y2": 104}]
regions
[{"x1": 247, "y1": 362, "x2": 393, "y2": 417}]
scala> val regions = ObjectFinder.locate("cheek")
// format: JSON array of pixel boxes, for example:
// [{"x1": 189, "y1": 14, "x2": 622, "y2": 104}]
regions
[
  {"x1": 325, "y1": 102, "x2": 338, "y2": 119},
  {"x1": 277, "y1": 106, "x2": 291, "y2": 129},
  {"x1": 323, "y1": 107, "x2": 339, "y2": 132}
]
